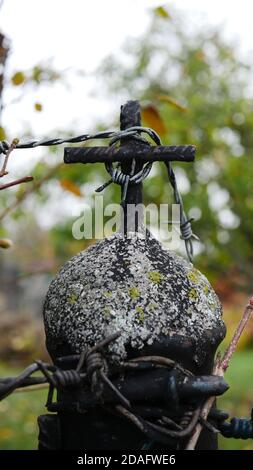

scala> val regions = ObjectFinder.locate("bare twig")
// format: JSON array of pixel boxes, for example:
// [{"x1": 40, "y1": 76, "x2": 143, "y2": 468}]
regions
[
  {"x1": 0, "y1": 138, "x2": 33, "y2": 195},
  {"x1": 0, "y1": 163, "x2": 62, "y2": 222},
  {"x1": 0, "y1": 175, "x2": 33, "y2": 190},
  {"x1": 0, "y1": 138, "x2": 19, "y2": 177},
  {"x1": 185, "y1": 297, "x2": 253, "y2": 450},
  {"x1": 218, "y1": 298, "x2": 253, "y2": 371}
]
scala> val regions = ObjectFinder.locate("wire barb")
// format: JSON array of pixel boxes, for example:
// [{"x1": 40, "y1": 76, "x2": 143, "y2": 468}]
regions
[{"x1": 165, "y1": 161, "x2": 199, "y2": 262}]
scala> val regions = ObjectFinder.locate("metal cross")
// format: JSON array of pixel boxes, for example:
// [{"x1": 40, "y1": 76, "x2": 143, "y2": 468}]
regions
[{"x1": 64, "y1": 100, "x2": 196, "y2": 234}]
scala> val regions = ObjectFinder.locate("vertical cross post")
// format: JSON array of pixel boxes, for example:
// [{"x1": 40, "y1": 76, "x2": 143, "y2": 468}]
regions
[{"x1": 120, "y1": 100, "x2": 146, "y2": 233}]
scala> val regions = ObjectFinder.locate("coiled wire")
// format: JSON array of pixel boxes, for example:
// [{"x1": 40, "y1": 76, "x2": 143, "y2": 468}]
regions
[{"x1": 52, "y1": 369, "x2": 82, "y2": 388}]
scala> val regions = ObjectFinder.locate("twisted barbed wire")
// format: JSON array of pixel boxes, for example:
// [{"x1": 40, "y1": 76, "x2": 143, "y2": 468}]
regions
[
  {"x1": 0, "y1": 127, "x2": 160, "y2": 155},
  {"x1": 0, "y1": 331, "x2": 212, "y2": 445},
  {"x1": 165, "y1": 161, "x2": 199, "y2": 262},
  {"x1": 1, "y1": 329, "x2": 241, "y2": 447},
  {"x1": 0, "y1": 125, "x2": 198, "y2": 261}
]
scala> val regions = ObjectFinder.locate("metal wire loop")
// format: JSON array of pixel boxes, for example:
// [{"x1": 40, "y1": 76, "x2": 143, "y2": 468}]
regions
[
  {"x1": 85, "y1": 351, "x2": 107, "y2": 378},
  {"x1": 52, "y1": 369, "x2": 82, "y2": 388}
]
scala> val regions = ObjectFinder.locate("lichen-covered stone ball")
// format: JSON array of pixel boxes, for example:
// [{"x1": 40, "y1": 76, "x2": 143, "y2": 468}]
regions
[{"x1": 43, "y1": 232, "x2": 225, "y2": 366}]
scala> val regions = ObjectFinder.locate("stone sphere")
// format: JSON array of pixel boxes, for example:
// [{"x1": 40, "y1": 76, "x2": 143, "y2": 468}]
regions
[{"x1": 43, "y1": 232, "x2": 225, "y2": 366}]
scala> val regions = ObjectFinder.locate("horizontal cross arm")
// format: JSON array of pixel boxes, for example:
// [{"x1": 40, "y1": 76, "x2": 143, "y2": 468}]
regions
[{"x1": 64, "y1": 145, "x2": 196, "y2": 165}]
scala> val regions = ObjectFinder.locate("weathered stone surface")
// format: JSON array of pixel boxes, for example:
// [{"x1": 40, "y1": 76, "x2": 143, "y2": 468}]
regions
[{"x1": 43, "y1": 231, "x2": 225, "y2": 366}]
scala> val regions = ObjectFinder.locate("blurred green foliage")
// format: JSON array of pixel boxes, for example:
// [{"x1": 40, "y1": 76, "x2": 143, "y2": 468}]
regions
[
  {"x1": 0, "y1": 363, "x2": 48, "y2": 450},
  {"x1": 1, "y1": 7, "x2": 253, "y2": 293},
  {"x1": 97, "y1": 8, "x2": 253, "y2": 291}
]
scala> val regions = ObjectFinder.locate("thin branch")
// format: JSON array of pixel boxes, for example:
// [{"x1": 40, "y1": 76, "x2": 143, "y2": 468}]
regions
[
  {"x1": 0, "y1": 175, "x2": 33, "y2": 190},
  {"x1": 185, "y1": 297, "x2": 253, "y2": 450},
  {"x1": 218, "y1": 298, "x2": 253, "y2": 371},
  {"x1": 0, "y1": 138, "x2": 19, "y2": 177},
  {"x1": 0, "y1": 163, "x2": 62, "y2": 222}
]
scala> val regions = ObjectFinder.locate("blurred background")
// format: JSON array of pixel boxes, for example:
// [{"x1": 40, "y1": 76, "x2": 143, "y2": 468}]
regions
[{"x1": 0, "y1": 0, "x2": 253, "y2": 450}]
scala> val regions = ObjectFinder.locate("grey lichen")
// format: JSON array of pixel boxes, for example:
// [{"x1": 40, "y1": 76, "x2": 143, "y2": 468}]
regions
[{"x1": 43, "y1": 231, "x2": 225, "y2": 366}]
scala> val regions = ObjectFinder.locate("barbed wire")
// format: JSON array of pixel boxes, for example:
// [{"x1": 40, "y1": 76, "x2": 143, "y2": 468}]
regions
[
  {"x1": 0, "y1": 331, "x2": 228, "y2": 446},
  {"x1": 0, "y1": 127, "x2": 160, "y2": 155},
  {"x1": 0, "y1": 329, "x2": 245, "y2": 444},
  {"x1": 0, "y1": 125, "x2": 198, "y2": 261}
]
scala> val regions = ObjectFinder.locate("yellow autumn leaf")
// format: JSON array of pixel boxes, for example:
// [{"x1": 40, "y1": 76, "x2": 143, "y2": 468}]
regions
[
  {"x1": 141, "y1": 104, "x2": 166, "y2": 136},
  {"x1": 157, "y1": 94, "x2": 188, "y2": 113},
  {"x1": 60, "y1": 179, "x2": 82, "y2": 197},
  {"x1": 34, "y1": 102, "x2": 43, "y2": 112},
  {"x1": 0, "y1": 238, "x2": 13, "y2": 249},
  {"x1": 0, "y1": 427, "x2": 13, "y2": 440},
  {"x1": 0, "y1": 126, "x2": 6, "y2": 140},
  {"x1": 11, "y1": 71, "x2": 25, "y2": 86},
  {"x1": 154, "y1": 6, "x2": 171, "y2": 19},
  {"x1": 196, "y1": 50, "x2": 205, "y2": 61}
]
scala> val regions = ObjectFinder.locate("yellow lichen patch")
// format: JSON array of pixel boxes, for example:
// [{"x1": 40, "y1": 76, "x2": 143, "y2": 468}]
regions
[
  {"x1": 129, "y1": 286, "x2": 140, "y2": 300},
  {"x1": 203, "y1": 284, "x2": 210, "y2": 295},
  {"x1": 208, "y1": 300, "x2": 217, "y2": 310},
  {"x1": 188, "y1": 288, "x2": 198, "y2": 302},
  {"x1": 187, "y1": 268, "x2": 201, "y2": 284},
  {"x1": 136, "y1": 306, "x2": 145, "y2": 323},
  {"x1": 104, "y1": 291, "x2": 113, "y2": 298},
  {"x1": 103, "y1": 307, "x2": 111, "y2": 318},
  {"x1": 148, "y1": 303, "x2": 156, "y2": 311},
  {"x1": 148, "y1": 271, "x2": 164, "y2": 284},
  {"x1": 67, "y1": 292, "x2": 78, "y2": 304}
]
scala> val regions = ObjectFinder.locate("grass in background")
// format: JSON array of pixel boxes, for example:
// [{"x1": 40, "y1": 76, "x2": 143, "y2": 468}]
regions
[
  {"x1": 0, "y1": 351, "x2": 253, "y2": 450},
  {"x1": 0, "y1": 363, "x2": 48, "y2": 449},
  {"x1": 218, "y1": 350, "x2": 253, "y2": 450}
]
